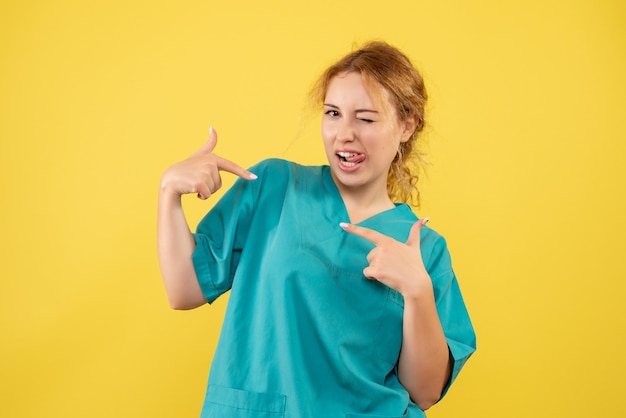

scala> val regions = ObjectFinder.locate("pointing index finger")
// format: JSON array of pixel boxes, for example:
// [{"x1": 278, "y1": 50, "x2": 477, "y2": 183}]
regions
[
  {"x1": 203, "y1": 125, "x2": 257, "y2": 180},
  {"x1": 216, "y1": 155, "x2": 258, "y2": 180},
  {"x1": 339, "y1": 222, "x2": 389, "y2": 246}
]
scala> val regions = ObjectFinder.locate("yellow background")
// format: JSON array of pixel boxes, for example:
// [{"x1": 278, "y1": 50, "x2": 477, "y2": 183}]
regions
[{"x1": 1, "y1": 0, "x2": 625, "y2": 417}]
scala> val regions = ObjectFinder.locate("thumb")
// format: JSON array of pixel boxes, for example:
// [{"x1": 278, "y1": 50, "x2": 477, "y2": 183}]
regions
[
  {"x1": 198, "y1": 125, "x2": 218, "y2": 154},
  {"x1": 406, "y1": 217, "x2": 429, "y2": 248}
]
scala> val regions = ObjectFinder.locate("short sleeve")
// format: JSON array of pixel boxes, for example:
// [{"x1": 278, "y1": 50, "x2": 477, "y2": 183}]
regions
[
  {"x1": 425, "y1": 235, "x2": 476, "y2": 399},
  {"x1": 192, "y1": 173, "x2": 258, "y2": 304}
]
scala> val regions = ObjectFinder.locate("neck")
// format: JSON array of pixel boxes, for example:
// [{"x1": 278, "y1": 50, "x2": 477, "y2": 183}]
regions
[{"x1": 334, "y1": 181, "x2": 395, "y2": 224}]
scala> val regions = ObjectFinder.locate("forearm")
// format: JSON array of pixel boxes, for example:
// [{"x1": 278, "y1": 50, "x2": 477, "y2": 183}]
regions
[
  {"x1": 157, "y1": 186, "x2": 206, "y2": 310},
  {"x1": 398, "y1": 291, "x2": 450, "y2": 410},
  {"x1": 339, "y1": 220, "x2": 451, "y2": 408}
]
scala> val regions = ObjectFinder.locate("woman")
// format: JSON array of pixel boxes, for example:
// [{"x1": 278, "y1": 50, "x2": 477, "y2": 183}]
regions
[{"x1": 158, "y1": 41, "x2": 475, "y2": 417}]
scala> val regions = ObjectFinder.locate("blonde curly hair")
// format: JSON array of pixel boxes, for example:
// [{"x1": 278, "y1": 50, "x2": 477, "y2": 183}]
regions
[{"x1": 310, "y1": 41, "x2": 427, "y2": 206}]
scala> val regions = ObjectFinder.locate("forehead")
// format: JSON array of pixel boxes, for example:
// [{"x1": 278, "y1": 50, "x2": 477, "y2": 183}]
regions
[{"x1": 325, "y1": 71, "x2": 391, "y2": 109}]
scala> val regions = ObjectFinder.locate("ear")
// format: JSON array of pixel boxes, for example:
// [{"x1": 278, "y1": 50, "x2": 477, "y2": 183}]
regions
[{"x1": 399, "y1": 115, "x2": 418, "y2": 143}]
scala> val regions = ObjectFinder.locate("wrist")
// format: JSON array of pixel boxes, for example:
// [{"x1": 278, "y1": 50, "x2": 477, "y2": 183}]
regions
[
  {"x1": 400, "y1": 272, "x2": 434, "y2": 303},
  {"x1": 159, "y1": 178, "x2": 184, "y2": 205},
  {"x1": 159, "y1": 170, "x2": 184, "y2": 197}
]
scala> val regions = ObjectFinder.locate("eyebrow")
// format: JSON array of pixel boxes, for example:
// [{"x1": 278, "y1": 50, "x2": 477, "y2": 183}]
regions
[{"x1": 323, "y1": 103, "x2": 379, "y2": 114}]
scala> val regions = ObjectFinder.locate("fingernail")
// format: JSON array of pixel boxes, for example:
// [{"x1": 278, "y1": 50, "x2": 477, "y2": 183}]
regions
[
  {"x1": 209, "y1": 125, "x2": 213, "y2": 136},
  {"x1": 422, "y1": 217, "x2": 430, "y2": 225},
  {"x1": 339, "y1": 222, "x2": 350, "y2": 229},
  {"x1": 249, "y1": 173, "x2": 258, "y2": 180}
]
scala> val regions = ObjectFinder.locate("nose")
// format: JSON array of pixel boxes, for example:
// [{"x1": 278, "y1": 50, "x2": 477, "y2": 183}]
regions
[{"x1": 336, "y1": 118, "x2": 355, "y2": 142}]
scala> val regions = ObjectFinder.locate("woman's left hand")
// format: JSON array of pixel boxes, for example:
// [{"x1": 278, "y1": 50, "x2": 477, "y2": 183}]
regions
[{"x1": 340, "y1": 219, "x2": 432, "y2": 299}]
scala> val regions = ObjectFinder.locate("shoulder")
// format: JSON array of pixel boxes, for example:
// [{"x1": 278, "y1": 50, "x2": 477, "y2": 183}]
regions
[
  {"x1": 421, "y1": 224, "x2": 447, "y2": 252},
  {"x1": 249, "y1": 158, "x2": 325, "y2": 188},
  {"x1": 249, "y1": 158, "x2": 293, "y2": 174},
  {"x1": 417, "y1": 222, "x2": 454, "y2": 279},
  {"x1": 250, "y1": 158, "x2": 323, "y2": 176}
]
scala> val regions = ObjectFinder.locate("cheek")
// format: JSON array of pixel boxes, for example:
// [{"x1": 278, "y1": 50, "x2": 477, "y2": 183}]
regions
[
  {"x1": 382, "y1": 126, "x2": 404, "y2": 150},
  {"x1": 370, "y1": 128, "x2": 397, "y2": 151},
  {"x1": 320, "y1": 122, "x2": 335, "y2": 145},
  {"x1": 320, "y1": 120, "x2": 332, "y2": 136}
]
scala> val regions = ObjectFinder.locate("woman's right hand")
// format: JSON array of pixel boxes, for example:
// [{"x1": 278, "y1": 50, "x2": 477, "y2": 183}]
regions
[
  {"x1": 160, "y1": 126, "x2": 257, "y2": 200},
  {"x1": 157, "y1": 126, "x2": 257, "y2": 310}
]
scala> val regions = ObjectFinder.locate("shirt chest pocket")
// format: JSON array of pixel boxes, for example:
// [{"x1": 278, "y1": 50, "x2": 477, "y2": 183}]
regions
[{"x1": 203, "y1": 385, "x2": 286, "y2": 417}]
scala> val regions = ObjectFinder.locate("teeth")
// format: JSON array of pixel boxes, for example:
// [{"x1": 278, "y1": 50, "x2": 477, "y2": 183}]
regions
[
  {"x1": 337, "y1": 151, "x2": 359, "y2": 158},
  {"x1": 341, "y1": 161, "x2": 356, "y2": 167}
]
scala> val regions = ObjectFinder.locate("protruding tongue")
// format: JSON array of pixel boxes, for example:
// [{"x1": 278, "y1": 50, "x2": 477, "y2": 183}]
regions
[{"x1": 346, "y1": 153, "x2": 365, "y2": 163}]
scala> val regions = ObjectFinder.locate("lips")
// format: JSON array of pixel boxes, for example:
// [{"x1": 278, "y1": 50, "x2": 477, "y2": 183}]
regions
[{"x1": 336, "y1": 151, "x2": 365, "y2": 170}]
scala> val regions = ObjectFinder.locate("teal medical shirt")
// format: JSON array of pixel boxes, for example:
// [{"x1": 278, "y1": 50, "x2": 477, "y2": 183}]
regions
[{"x1": 192, "y1": 159, "x2": 476, "y2": 418}]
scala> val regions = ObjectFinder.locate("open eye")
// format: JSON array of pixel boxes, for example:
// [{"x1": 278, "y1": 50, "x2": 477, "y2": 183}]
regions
[{"x1": 324, "y1": 109, "x2": 339, "y2": 117}]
